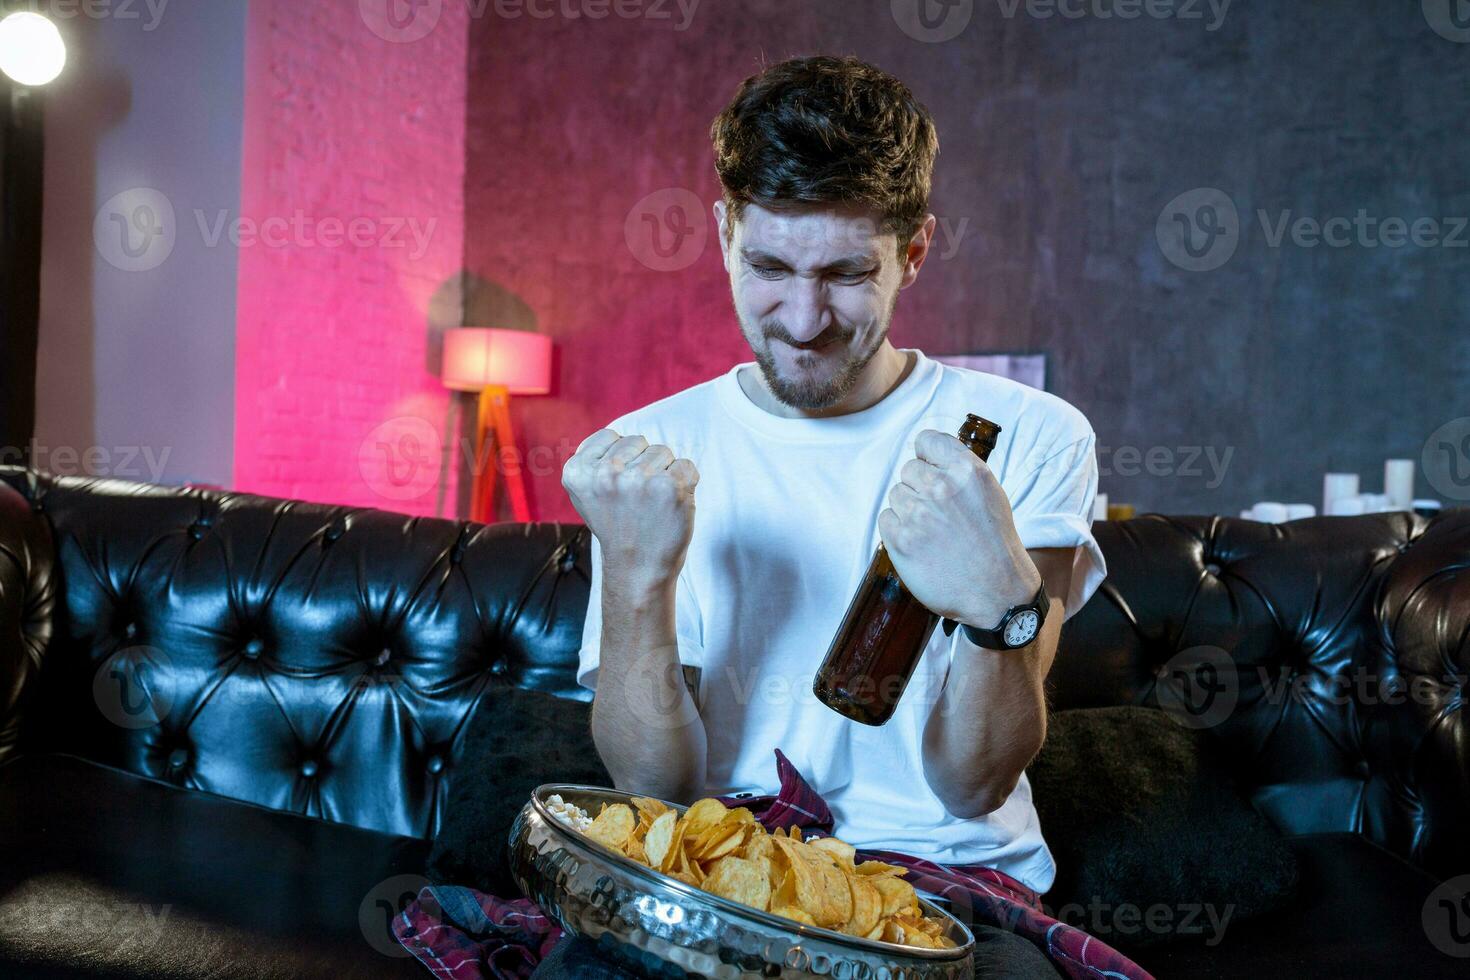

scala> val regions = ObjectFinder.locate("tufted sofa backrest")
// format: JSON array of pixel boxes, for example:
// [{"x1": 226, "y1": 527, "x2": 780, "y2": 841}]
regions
[
  {"x1": 1, "y1": 467, "x2": 1466, "y2": 878},
  {"x1": 0, "y1": 467, "x2": 594, "y2": 840},
  {"x1": 1053, "y1": 512, "x2": 1470, "y2": 880}
]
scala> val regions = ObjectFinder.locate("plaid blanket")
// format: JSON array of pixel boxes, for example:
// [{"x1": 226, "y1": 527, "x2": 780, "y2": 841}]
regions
[{"x1": 393, "y1": 750, "x2": 1153, "y2": 980}]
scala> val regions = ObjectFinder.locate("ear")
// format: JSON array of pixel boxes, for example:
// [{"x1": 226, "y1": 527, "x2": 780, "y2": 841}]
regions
[
  {"x1": 713, "y1": 200, "x2": 732, "y2": 267},
  {"x1": 898, "y1": 213, "x2": 939, "y2": 289}
]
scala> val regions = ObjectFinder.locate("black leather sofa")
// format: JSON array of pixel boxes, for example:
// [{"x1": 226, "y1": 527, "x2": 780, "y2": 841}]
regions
[{"x1": 0, "y1": 465, "x2": 1466, "y2": 978}]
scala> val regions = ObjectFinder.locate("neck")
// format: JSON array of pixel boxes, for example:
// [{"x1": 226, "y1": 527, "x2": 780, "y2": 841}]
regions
[{"x1": 739, "y1": 342, "x2": 914, "y2": 420}]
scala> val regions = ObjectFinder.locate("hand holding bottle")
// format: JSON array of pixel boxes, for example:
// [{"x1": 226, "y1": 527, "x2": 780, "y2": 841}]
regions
[{"x1": 877, "y1": 428, "x2": 1040, "y2": 629}]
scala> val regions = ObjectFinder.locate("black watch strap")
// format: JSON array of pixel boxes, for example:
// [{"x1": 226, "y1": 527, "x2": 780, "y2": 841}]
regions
[{"x1": 941, "y1": 578, "x2": 1049, "y2": 649}]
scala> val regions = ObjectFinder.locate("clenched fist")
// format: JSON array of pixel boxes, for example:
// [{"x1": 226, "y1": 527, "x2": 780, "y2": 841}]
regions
[
  {"x1": 877, "y1": 429, "x2": 1040, "y2": 629},
  {"x1": 562, "y1": 429, "x2": 700, "y2": 585}
]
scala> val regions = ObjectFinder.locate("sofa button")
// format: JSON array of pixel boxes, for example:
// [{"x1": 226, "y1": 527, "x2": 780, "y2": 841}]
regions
[
  {"x1": 300, "y1": 760, "x2": 319, "y2": 778},
  {"x1": 123, "y1": 622, "x2": 138, "y2": 640},
  {"x1": 427, "y1": 756, "x2": 444, "y2": 775},
  {"x1": 324, "y1": 523, "x2": 345, "y2": 543},
  {"x1": 489, "y1": 659, "x2": 508, "y2": 677},
  {"x1": 1204, "y1": 563, "x2": 1222, "y2": 576},
  {"x1": 188, "y1": 523, "x2": 205, "y2": 541},
  {"x1": 243, "y1": 638, "x2": 264, "y2": 660},
  {"x1": 374, "y1": 648, "x2": 391, "y2": 667},
  {"x1": 167, "y1": 748, "x2": 188, "y2": 769}
]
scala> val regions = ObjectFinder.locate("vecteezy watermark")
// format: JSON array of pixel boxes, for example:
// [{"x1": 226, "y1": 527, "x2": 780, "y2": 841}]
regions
[
  {"x1": 891, "y1": 0, "x2": 975, "y2": 43},
  {"x1": 0, "y1": 897, "x2": 173, "y2": 943},
  {"x1": 1422, "y1": 417, "x2": 1470, "y2": 502},
  {"x1": 93, "y1": 188, "x2": 438, "y2": 273},
  {"x1": 1156, "y1": 188, "x2": 1241, "y2": 272},
  {"x1": 993, "y1": 0, "x2": 1232, "y2": 32},
  {"x1": 359, "y1": 415, "x2": 444, "y2": 502},
  {"x1": 1048, "y1": 898, "x2": 1235, "y2": 946},
  {"x1": 1423, "y1": 0, "x2": 1470, "y2": 44},
  {"x1": 1155, "y1": 645, "x2": 1238, "y2": 729},
  {"x1": 360, "y1": 874, "x2": 433, "y2": 957},
  {"x1": 1158, "y1": 188, "x2": 1470, "y2": 272},
  {"x1": 359, "y1": 0, "x2": 701, "y2": 43},
  {"x1": 0, "y1": 440, "x2": 172, "y2": 482},
  {"x1": 93, "y1": 645, "x2": 175, "y2": 730},
  {"x1": 11, "y1": 0, "x2": 169, "y2": 31},
  {"x1": 625, "y1": 187, "x2": 709, "y2": 272},
  {"x1": 1097, "y1": 444, "x2": 1233, "y2": 488},
  {"x1": 1424, "y1": 874, "x2": 1470, "y2": 957}
]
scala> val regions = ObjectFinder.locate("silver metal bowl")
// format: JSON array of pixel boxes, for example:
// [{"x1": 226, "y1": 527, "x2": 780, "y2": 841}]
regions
[{"x1": 508, "y1": 784, "x2": 976, "y2": 979}]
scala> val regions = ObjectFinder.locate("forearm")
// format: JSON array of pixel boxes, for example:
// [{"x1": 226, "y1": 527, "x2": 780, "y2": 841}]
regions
[
  {"x1": 590, "y1": 565, "x2": 707, "y2": 802},
  {"x1": 921, "y1": 596, "x2": 1061, "y2": 818}
]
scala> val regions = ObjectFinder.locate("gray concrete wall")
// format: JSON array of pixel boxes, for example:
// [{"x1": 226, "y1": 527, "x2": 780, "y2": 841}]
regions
[{"x1": 33, "y1": 0, "x2": 245, "y2": 489}]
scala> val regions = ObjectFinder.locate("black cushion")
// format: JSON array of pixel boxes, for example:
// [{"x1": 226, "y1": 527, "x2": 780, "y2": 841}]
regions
[
  {"x1": 0, "y1": 753, "x2": 430, "y2": 979},
  {"x1": 1028, "y1": 706, "x2": 1299, "y2": 946},
  {"x1": 427, "y1": 683, "x2": 610, "y2": 894}
]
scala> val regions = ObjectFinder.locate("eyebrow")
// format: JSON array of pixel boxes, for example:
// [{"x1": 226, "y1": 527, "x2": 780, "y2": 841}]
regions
[{"x1": 739, "y1": 247, "x2": 879, "y2": 272}]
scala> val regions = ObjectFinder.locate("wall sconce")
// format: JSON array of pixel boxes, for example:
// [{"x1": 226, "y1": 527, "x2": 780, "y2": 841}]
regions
[{"x1": 0, "y1": 12, "x2": 67, "y2": 87}]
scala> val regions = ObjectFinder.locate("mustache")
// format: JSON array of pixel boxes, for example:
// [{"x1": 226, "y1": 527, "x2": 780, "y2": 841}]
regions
[{"x1": 764, "y1": 328, "x2": 852, "y2": 351}]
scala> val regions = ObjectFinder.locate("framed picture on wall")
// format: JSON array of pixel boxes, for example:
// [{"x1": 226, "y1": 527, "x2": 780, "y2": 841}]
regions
[{"x1": 931, "y1": 351, "x2": 1048, "y2": 392}]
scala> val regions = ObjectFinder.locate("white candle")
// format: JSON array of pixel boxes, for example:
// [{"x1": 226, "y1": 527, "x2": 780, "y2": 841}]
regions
[
  {"x1": 1384, "y1": 460, "x2": 1414, "y2": 510},
  {"x1": 1286, "y1": 503, "x2": 1316, "y2": 520},
  {"x1": 1323, "y1": 473, "x2": 1359, "y2": 514},
  {"x1": 1092, "y1": 493, "x2": 1108, "y2": 521},
  {"x1": 1253, "y1": 502, "x2": 1289, "y2": 523}
]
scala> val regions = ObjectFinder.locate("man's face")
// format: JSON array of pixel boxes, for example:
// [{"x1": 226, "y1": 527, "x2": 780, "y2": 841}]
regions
[{"x1": 717, "y1": 202, "x2": 910, "y2": 410}]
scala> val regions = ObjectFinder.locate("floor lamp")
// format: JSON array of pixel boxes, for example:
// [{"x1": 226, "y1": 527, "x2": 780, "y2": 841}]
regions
[{"x1": 441, "y1": 328, "x2": 552, "y2": 523}]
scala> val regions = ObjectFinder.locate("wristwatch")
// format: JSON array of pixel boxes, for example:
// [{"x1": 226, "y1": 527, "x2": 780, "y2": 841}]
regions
[{"x1": 941, "y1": 579, "x2": 1049, "y2": 650}]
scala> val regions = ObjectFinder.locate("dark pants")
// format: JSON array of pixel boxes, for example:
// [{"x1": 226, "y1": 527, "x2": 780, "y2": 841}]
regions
[{"x1": 530, "y1": 926, "x2": 1061, "y2": 978}]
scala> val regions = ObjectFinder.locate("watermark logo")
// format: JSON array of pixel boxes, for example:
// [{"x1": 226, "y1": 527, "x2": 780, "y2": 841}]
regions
[
  {"x1": 359, "y1": 415, "x2": 443, "y2": 502},
  {"x1": 1156, "y1": 187, "x2": 1240, "y2": 272},
  {"x1": 625, "y1": 188, "x2": 707, "y2": 272},
  {"x1": 993, "y1": 0, "x2": 1231, "y2": 31},
  {"x1": 360, "y1": 0, "x2": 443, "y2": 42},
  {"x1": 14, "y1": 0, "x2": 170, "y2": 30},
  {"x1": 94, "y1": 188, "x2": 176, "y2": 273},
  {"x1": 360, "y1": 874, "x2": 433, "y2": 956},
  {"x1": 1424, "y1": 0, "x2": 1470, "y2": 43},
  {"x1": 1155, "y1": 645, "x2": 1237, "y2": 729},
  {"x1": 1423, "y1": 417, "x2": 1470, "y2": 502},
  {"x1": 93, "y1": 645, "x2": 175, "y2": 729},
  {"x1": 1423, "y1": 874, "x2": 1470, "y2": 957},
  {"x1": 892, "y1": 0, "x2": 974, "y2": 43}
]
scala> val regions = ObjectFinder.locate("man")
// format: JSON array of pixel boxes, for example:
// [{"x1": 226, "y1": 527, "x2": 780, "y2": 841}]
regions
[{"x1": 560, "y1": 55, "x2": 1104, "y2": 977}]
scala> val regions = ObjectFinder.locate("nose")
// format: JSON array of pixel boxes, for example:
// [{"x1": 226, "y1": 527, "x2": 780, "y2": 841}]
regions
[{"x1": 781, "y1": 276, "x2": 830, "y2": 345}]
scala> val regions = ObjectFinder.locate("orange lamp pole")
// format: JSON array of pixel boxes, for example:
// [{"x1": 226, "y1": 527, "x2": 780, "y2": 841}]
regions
[{"x1": 470, "y1": 384, "x2": 532, "y2": 523}]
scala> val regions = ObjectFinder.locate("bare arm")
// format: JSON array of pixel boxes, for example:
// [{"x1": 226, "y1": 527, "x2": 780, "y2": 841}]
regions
[
  {"x1": 562, "y1": 429, "x2": 707, "y2": 803},
  {"x1": 590, "y1": 565, "x2": 707, "y2": 801},
  {"x1": 921, "y1": 547, "x2": 1076, "y2": 817}
]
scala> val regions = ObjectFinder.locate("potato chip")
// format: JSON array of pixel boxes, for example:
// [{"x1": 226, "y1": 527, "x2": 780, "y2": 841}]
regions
[
  {"x1": 585, "y1": 803, "x2": 635, "y2": 852},
  {"x1": 703, "y1": 855, "x2": 772, "y2": 911},
  {"x1": 682, "y1": 798, "x2": 729, "y2": 835},
  {"x1": 772, "y1": 904, "x2": 816, "y2": 926},
  {"x1": 854, "y1": 859, "x2": 907, "y2": 877},
  {"x1": 659, "y1": 817, "x2": 689, "y2": 873},
  {"x1": 643, "y1": 810, "x2": 677, "y2": 869},
  {"x1": 808, "y1": 836, "x2": 856, "y2": 868},
  {"x1": 871, "y1": 875, "x2": 918, "y2": 917},
  {"x1": 843, "y1": 873, "x2": 882, "y2": 938}
]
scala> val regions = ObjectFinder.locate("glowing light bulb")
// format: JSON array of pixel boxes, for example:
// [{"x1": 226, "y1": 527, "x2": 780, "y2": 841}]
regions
[{"x1": 0, "y1": 12, "x2": 67, "y2": 87}]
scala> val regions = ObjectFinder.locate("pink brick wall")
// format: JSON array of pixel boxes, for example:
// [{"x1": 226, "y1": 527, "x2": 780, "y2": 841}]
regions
[{"x1": 234, "y1": 0, "x2": 468, "y2": 515}]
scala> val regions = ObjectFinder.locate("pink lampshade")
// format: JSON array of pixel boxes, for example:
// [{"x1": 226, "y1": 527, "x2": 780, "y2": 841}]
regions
[{"x1": 441, "y1": 328, "x2": 553, "y2": 395}]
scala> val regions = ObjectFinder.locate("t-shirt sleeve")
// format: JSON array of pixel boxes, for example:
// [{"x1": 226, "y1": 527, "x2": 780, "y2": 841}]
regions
[
  {"x1": 1005, "y1": 428, "x2": 1107, "y2": 620},
  {"x1": 576, "y1": 531, "x2": 706, "y2": 692}
]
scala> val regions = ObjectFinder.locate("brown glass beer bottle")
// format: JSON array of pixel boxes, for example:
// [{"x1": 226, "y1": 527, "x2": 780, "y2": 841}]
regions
[{"x1": 812, "y1": 414, "x2": 1002, "y2": 726}]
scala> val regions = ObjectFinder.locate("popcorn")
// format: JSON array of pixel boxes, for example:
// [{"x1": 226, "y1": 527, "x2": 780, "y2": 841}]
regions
[{"x1": 545, "y1": 793, "x2": 593, "y2": 832}]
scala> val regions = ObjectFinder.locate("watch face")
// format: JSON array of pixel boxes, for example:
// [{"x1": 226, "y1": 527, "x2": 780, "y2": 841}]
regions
[{"x1": 1004, "y1": 610, "x2": 1041, "y2": 647}]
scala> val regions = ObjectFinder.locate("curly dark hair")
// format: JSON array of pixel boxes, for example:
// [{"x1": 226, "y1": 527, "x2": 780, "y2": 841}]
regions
[{"x1": 709, "y1": 55, "x2": 940, "y2": 256}]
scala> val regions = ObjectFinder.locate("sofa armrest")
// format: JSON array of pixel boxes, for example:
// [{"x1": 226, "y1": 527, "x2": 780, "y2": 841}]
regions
[
  {"x1": 0, "y1": 477, "x2": 55, "y2": 764},
  {"x1": 1372, "y1": 508, "x2": 1470, "y2": 880}
]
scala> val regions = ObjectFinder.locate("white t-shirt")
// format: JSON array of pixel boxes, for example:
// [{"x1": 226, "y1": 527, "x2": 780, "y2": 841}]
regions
[{"x1": 576, "y1": 347, "x2": 1105, "y2": 893}]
